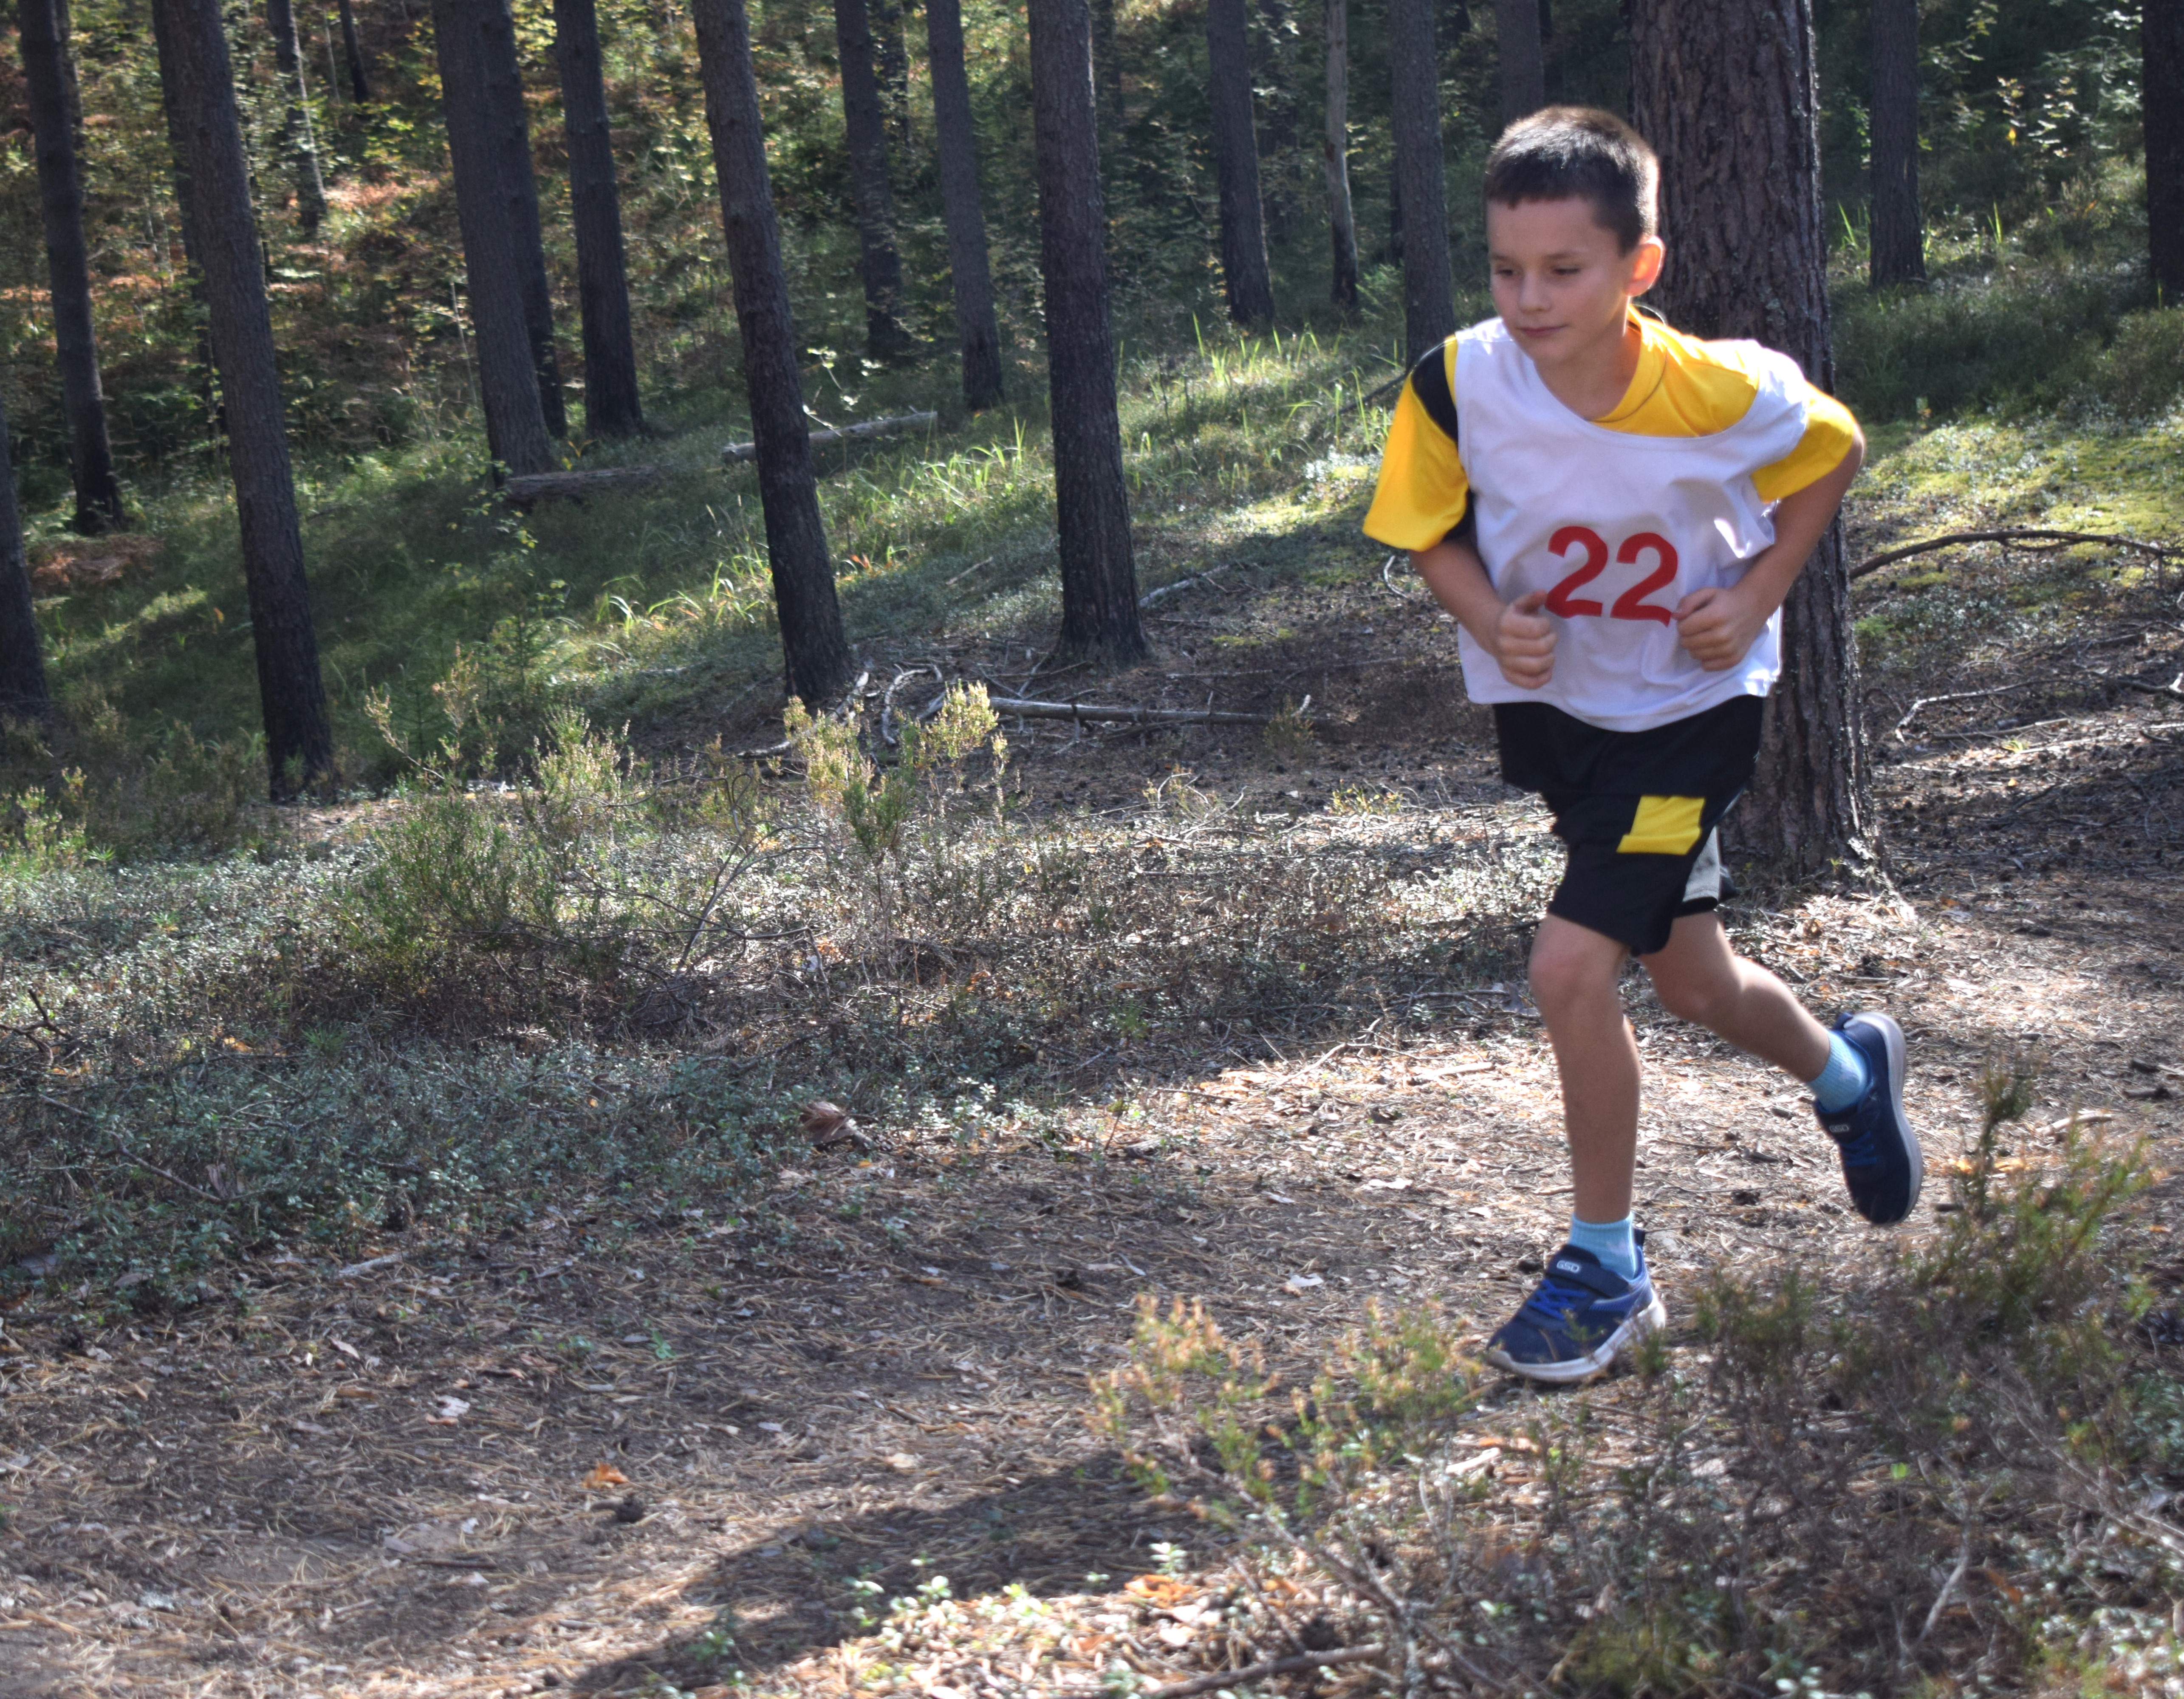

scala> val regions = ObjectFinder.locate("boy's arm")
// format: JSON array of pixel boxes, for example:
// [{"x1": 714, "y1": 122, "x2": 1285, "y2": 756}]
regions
[
  {"x1": 1674, "y1": 423, "x2": 1867, "y2": 672},
  {"x1": 1412, "y1": 537, "x2": 1557, "y2": 690}
]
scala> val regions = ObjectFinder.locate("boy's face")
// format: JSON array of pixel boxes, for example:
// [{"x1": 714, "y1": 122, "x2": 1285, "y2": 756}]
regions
[{"x1": 1486, "y1": 196, "x2": 1665, "y2": 370}]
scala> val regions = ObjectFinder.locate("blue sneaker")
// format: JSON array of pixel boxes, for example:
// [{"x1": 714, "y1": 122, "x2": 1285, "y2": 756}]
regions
[
  {"x1": 1814, "y1": 1011, "x2": 1923, "y2": 1225},
  {"x1": 1483, "y1": 1241, "x2": 1667, "y2": 1384}
]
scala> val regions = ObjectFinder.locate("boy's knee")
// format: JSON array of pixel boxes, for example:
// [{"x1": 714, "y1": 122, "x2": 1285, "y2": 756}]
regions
[
  {"x1": 1652, "y1": 965, "x2": 1732, "y2": 1028},
  {"x1": 1529, "y1": 935, "x2": 1613, "y2": 1011}
]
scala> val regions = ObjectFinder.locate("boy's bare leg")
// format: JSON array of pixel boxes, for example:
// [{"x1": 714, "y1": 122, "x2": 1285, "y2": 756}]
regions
[
  {"x1": 1639, "y1": 911, "x2": 1829, "y2": 1080},
  {"x1": 1528, "y1": 915, "x2": 1642, "y2": 1223}
]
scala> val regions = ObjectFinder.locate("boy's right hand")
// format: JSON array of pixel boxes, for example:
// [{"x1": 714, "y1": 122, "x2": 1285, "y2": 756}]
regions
[{"x1": 1491, "y1": 590, "x2": 1556, "y2": 689}]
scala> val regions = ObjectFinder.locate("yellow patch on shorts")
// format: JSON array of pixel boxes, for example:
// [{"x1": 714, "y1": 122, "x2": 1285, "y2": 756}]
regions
[{"x1": 1617, "y1": 795, "x2": 1705, "y2": 855}]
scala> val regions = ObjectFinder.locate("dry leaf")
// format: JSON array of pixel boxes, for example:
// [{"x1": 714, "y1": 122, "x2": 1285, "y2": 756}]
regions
[
  {"x1": 800, "y1": 1100, "x2": 865, "y2": 1148},
  {"x1": 582, "y1": 1462, "x2": 630, "y2": 1490},
  {"x1": 1124, "y1": 1575, "x2": 1198, "y2": 1606},
  {"x1": 424, "y1": 1395, "x2": 471, "y2": 1426},
  {"x1": 882, "y1": 1452, "x2": 919, "y2": 1473}
]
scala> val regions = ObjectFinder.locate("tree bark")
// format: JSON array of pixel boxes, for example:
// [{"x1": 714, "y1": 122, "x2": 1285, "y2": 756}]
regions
[
  {"x1": 1629, "y1": 0, "x2": 1873, "y2": 880},
  {"x1": 1207, "y1": 0, "x2": 1275, "y2": 330},
  {"x1": 1867, "y1": 0, "x2": 1923, "y2": 287},
  {"x1": 1088, "y1": 0, "x2": 1121, "y2": 133},
  {"x1": 1028, "y1": 0, "x2": 1147, "y2": 666},
  {"x1": 475, "y1": 0, "x2": 568, "y2": 437},
  {"x1": 0, "y1": 399, "x2": 51, "y2": 727},
  {"x1": 153, "y1": 0, "x2": 334, "y2": 798},
  {"x1": 19, "y1": 0, "x2": 124, "y2": 535},
  {"x1": 1323, "y1": 0, "x2": 1357, "y2": 310},
  {"x1": 832, "y1": 0, "x2": 913, "y2": 359},
  {"x1": 1388, "y1": 0, "x2": 1452, "y2": 361},
  {"x1": 1492, "y1": 0, "x2": 1543, "y2": 127},
  {"x1": 553, "y1": 0, "x2": 646, "y2": 437},
  {"x1": 1251, "y1": 0, "x2": 1299, "y2": 238},
  {"x1": 150, "y1": 0, "x2": 221, "y2": 443},
  {"x1": 431, "y1": 0, "x2": 557, "y2": 476},
  {"x1": 690, "y1": 0, "x2": 856, "y2": 705},
  {"x1": 264, "y1": 0, "x2": 331, "y2": 233},
  {"x1": 925, "y1": 0, "x2": 1006, "y2": 408},
  {"x1": 336, "y1": 0, "x2": 373, "y2": 101},
  {"x1": 2148, "y1": 0, "x2": 2184, "y2": 300},
  {"x1": 872, "y1": 0, "x2": 912, "y2": 147}
]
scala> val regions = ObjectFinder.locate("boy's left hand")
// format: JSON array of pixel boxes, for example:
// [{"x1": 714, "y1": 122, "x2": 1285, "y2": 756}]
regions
[{"x1": 1672, "y1": 584, "x2": 1767, "y2": 672}]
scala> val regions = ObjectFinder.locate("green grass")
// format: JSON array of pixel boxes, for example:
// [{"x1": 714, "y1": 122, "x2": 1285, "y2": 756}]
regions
[{"x1": 15, "y1": 304, "x2": 1420, "y2": 809}]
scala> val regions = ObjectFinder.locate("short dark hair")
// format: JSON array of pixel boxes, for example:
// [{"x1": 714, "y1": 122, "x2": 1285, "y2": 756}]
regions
[{"x1": 1483, "y1": 106, "x2": 1659, "y2": 253}]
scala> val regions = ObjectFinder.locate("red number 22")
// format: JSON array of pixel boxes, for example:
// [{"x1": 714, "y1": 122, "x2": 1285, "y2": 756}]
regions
[{"x1": 1543, "y1": 526, "x2": 1678, "y2": 625}]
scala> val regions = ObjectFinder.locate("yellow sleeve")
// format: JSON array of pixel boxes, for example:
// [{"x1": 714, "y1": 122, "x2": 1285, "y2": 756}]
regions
[
  {"x1": 1752, "y1": 385, "x2": 1860, "y2": 502},
  {"x1": 1362, "y1": 373, "x2": 1470, "y2": 551}
]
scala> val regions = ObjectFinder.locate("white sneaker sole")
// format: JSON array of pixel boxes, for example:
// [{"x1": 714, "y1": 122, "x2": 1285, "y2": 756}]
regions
[{"x1": 1483, "y1": 1292, "x2": 1668, "y2": 1385}]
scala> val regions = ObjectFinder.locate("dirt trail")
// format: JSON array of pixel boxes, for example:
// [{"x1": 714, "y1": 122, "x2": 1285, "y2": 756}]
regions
[
  {"x1": 3, "y1": 844, "x2": 2178, "y2": 1695},
  {"x1": 6, "y1": 544, "x2": 2184, "y2": 1695}
]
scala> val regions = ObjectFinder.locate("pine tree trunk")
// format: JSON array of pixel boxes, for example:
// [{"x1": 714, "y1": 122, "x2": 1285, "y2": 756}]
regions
[
  {"x1": 1088, "y1": 0, "x2": 1122, "y2": 133},
  {"x1": 1868, "y1": 0, "x2": 1923, "y2": 287},
  {"x1": 1492, "y1": 0, "x2": 1543, "y2": 127},
  {"x1": 873, "y1": 0, "x2": 912, "y2": 147},
  {"x1": 432, "y1": 0, "x2": 557, "y2": 476},
  {"x1": 1388, "y1": 0, "x2": 1452, "y2": 361},
  {"x1": 1207, "y1": 0, "x2": 1275, "y2": 330},
  {"x1": 1251, "y1": 0, "x2": 1299, "y2": 239},
  {"x1": 0, "y1": 399, "x2": 51, "y2": 727},
  {"x1": 2148, "y1": 0, "x2": 2184, "y2": 300},
  {"x1": 475, "y1": 0, "x2": 568, "y2": 437},
  {"x1": 265, "y1": 0, "x2": 331, "y2": 234},
  {"x1": 19, "y1": 0, "x2": 125, "y2": 536},
  {"x1": 833, "y1": 0, "x2": 914, "y2": 358},
  {"x1": 151, "y1": 0, "x2": 221, "y2": 440},
  {"x1": 553, "y1": 0, "x2": 646, "y2": 437},
  {"x1": 336, "y1": 0, "x2": 373, "y2": 101},
  {"x1": 926, "y1": 0, "x2": 1005, "y2": 408},
  {"x1": 690, "y1": 0, "x2": 855, "y2": 705},
  {"x1": 1630, "y1": 0, "x2": 1873, "y2": 881},
  {"x1": 153, "y1": 0, "x2": 334, "y2": 798},
  {"x1": 1323, "y1": 0, "x2": 1357, "y2": 310},
  {"x1": 1028, "y1": 0, "x2": 1147, "y2": 667}
]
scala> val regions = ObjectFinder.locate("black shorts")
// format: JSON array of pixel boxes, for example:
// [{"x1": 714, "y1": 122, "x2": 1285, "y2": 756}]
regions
[{"x1": 1495, "y1": 695, "x2": 1763, "y2": 957}]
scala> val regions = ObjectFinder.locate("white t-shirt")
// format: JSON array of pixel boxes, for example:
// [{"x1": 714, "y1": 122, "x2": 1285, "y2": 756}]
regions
[{"x1": 1451, "y1": 317, "x2": 1814, "y2": 733}]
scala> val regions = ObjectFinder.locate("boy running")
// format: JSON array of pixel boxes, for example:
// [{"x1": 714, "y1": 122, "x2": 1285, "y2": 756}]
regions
[{"x1": 1364, "y1": 107, "x2": 1921, "y2": 1383}]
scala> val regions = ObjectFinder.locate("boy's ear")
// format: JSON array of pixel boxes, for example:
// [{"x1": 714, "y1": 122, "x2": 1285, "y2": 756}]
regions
[{"x1": 1627, "y1": 235, "x2": 1666, "y2": 295}]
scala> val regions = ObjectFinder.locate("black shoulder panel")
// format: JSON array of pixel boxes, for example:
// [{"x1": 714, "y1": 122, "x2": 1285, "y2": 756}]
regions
[{"x1": 1407, "y1": 338, "x2": 1460, "y2": 446}]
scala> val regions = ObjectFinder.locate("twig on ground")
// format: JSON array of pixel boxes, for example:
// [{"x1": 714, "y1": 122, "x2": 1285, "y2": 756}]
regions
[
  {"x1": 107, "y1": 1142, "x2": 233, "y2": 1205},
  {"x1": 1139, "y1": 564, "x2": 1234, "y2": 610},
  {"x1": 720, "y1": 410, "x2": 937, "y2": 463},
  {"x1": 1141, "y1": 1645, "x2": 1385, "y2": 1698},
  {"x1": 1852, "y1": 528, "x2": 2180, "y2": 582},
  {"x1": 1890, "y1": 678, "x2": 2066, "y2": 739},
  {"x1": 983, "y1": 695, "x2": 1272, "y2": 728}
]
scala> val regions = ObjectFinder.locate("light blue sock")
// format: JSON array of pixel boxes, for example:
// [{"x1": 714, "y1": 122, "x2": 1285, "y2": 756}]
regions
[
  {"x1": 1567, "y1": 1214, "x2": 1639, "y2": 1281},
  {"x1": 1809, "y1": 1030, "x2": 1872, "y2": 1113}
]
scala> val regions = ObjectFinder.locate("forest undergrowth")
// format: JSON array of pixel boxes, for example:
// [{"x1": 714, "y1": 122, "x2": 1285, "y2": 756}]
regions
[{"x1": 5, "y1": 223, "x2": 2184, "y2": 1693}]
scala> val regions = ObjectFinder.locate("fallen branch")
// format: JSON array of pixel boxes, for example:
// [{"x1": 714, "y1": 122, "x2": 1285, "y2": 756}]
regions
[
  {"x1": 1852, "y1": 528, "x2": 2180, "y2": 582},
  {"x1": 502, "y1": 465, "x2": 663, "y2": 505},
  {"x1": 720, "y1": 410, "x2": 937, "y2": 463},
  {"x1": 1139, "y1": 563, "x2": 1233, "y2": 609},
  {"x1": 1143, "y1": 1645, "x2": 1385, "y2": 1699},
  {"x1": 984, "y1": 694, "x2": 1272, "y2": 728},
  {"x1": 1890, "y1": 678, "x2": 2060, "y2": 739}
]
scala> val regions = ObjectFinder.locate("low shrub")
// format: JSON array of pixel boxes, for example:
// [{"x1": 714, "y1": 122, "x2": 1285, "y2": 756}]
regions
[{"x1": 1093, "y1": 1062, "x2": 2174, "y2": 1694}]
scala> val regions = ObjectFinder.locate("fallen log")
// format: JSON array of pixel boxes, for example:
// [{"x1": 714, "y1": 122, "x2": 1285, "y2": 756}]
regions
[
  {"x1": 1851, "y1": 527, "x2": 2179, "y2": 581},
  {"x1": 502, "y1": 464, "x2": 663, "y2": 504},
  {"x1": 721, "y1": 410, "x2": 938, "y2": 463},
  {"x1": 984, "y1": 694, "x2": 1271, "y2": 727}
]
